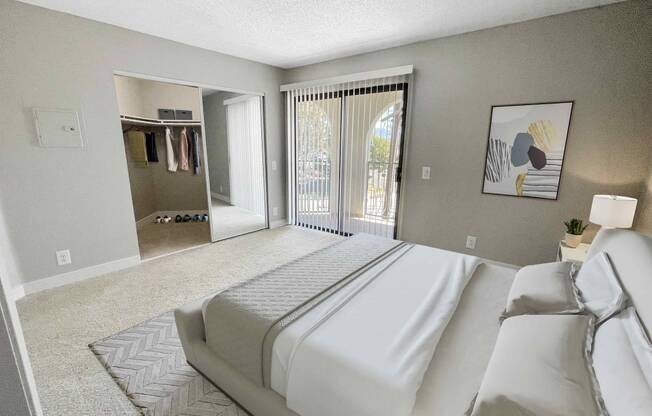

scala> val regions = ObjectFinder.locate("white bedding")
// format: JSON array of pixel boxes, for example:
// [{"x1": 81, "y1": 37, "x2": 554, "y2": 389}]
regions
[{"x1": 270, "y1": 243, "x2": 481, "y2": 416}]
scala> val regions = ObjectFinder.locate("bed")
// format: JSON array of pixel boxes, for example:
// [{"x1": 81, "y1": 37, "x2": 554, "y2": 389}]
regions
[
  {"x1": 177, "y1": 229, "x2": 652, "y2": 415},
  {"x1": 175, "y1": 233, "x2": 518, "y2": 416}
]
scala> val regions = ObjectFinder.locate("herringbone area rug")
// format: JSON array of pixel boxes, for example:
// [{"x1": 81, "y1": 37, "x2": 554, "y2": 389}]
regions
[{"x1": 89, "y1": 312, "x2": 248, "y2": 416}]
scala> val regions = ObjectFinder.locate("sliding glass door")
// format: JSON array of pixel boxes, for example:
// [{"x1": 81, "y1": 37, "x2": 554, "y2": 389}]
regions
[
  {"x1": 295, "y1": 93, "x2": 342, "y2": 232},
  {"x1": 288, "y1": 78, "x2": 408, "y2": 239}
]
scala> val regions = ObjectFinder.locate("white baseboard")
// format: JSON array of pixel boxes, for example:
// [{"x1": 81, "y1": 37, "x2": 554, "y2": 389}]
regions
[
  {"x1": 13, "y1": 255, "x2": 141, "y2": 300},
  {"x1": 211, "y1": 192, "x2": 231, "y2": 203},
  {"x1": 137, "y1": 210, "x2": 209, "y2": 228},
  {"x1": 136, "y1": 212, "x2": 159, "y2": 228},
  {"x1": 12, "y1": 285, "x2": 25, "y2": 302},
  {"x1": 270, "y1": 218, "x2": 289, "y2": 229}
]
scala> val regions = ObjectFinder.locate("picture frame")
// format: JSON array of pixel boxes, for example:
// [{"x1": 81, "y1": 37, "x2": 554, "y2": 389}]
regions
[{"x1": 481, "y1": 101, "x2": 574, "y2": 200}]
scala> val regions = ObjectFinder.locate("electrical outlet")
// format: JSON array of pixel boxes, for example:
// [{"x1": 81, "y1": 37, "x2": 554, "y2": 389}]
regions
[
  {"x1": 56, "y1": 249, "x2": 71, "y2": 266},
  {"x1": 422, "y1": 166, "x2": 431, "y2": 180},
  {"x1": 271, "y1": 160, "x2": 277, "y2": 171},
  {"x1": 465, "y1": 236, "x2": 477, "y2": 250},
  {"x1": 272, "y1": 207, "x2": 279, "y2": 217}
]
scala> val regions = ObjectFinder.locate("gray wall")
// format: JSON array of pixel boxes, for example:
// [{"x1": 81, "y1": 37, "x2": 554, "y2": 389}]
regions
[
  {"x1": 203, "y1": 91, "x2": 240, "y2": 199},
  {"x1": 284, "y1": 0, "x2": 652, "y2": 265},
  {"x1": 0, "y1": 0, "x2": 286, "y2": 285},
  {"x1": 636, "y1": 163, "x2": 652, "y2": 235}
]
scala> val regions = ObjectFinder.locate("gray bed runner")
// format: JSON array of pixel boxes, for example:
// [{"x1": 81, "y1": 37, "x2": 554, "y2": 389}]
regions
[{"x1": 204, "y1": 233, "x2": 404, "y2": 387}]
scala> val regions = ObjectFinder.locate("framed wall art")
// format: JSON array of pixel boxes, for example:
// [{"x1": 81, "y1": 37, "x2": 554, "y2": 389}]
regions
[{"x1": 482, "y1": 101, "x2": 573, "y2": 200}]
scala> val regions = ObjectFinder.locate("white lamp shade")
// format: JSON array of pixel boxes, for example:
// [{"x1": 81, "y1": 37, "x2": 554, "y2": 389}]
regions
[{"x1": 589, "y1": 195, "x2": 638, "y2": 228}]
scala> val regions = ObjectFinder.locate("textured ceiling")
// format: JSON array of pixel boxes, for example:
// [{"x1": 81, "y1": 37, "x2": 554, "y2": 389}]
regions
[{"x1": 18, "y1": 0, "x2": 621, "y2": 68}]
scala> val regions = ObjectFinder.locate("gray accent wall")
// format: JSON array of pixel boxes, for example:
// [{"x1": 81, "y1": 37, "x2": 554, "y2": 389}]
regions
[
  {"x1": 637, "y1": 164, "x2": 652, "y2": 235},
  {"x1": 0, "y1": 0, "x2": 286, "y2": 285},
  {"x1": 284, "y1": 1, "x2": 652, "y2": 265},
  {"x1": 203, "y1": 91, "x2": 240, "y2": 199}
]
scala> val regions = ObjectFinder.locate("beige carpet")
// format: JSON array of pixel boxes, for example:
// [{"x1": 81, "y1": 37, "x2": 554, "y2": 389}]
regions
[
  {"x1": 211, "y1": 198, "x2": 266, "y2": 241},
  {"x1": 17, "y1": 226, "x2": 341, "y2": 416},
  {"x1": 137, "y1": 221, "x2": 211, "y2": 260}
]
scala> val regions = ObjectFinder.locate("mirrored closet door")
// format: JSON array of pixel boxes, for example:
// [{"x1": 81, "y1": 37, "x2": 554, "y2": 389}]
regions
[{"x1": 202, "y1": 90, "x2": 268, "y2": 240}]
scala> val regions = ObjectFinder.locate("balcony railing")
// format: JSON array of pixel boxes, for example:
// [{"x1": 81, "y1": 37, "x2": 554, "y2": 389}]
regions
[
  {"x1": 296, "y1": 159, "x2": 398, "y2": 222},
  {"x1": 365, "y1": 161, "x2": 398, "y2": 220},
  {"x1": 297, "y1": 160, "x2": 331, "y2": 213}
]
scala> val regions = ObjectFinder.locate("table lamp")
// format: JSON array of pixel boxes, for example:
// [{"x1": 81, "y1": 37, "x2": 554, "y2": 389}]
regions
[{"x1": 589, "y1": 195, "x2": 638, "y2": 229}]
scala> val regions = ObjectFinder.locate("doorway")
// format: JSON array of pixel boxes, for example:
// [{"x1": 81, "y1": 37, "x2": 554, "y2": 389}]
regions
[
  {"x1": 289, "y1": 81, "x2": 408, "y2": 239},
  {"x1": 114, "y1": 75, "x2": 211, "y2": 260}
]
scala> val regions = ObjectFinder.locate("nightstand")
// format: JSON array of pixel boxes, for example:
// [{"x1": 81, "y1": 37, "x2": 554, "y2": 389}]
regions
[{"x1": 557, "y1": 241, "x2": 590, "y2": 264}]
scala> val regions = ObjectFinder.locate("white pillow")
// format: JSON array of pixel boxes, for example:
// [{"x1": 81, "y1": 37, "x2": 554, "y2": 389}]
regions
[
  {"x1": 575, "y1": 252, "x2": 627, "y2": 322},
  {"x1": 468, "y1": 314, "x2": 605, "y2": 416},
  {"x1": 502, "y1": 261, "x2": 583, "y2": 319},
  {"x1": 593, "y1": 307, "x2": 652, "y2": 416}
]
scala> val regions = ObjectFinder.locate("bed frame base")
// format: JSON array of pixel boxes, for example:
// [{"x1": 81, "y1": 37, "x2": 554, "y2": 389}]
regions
[{"x1": 175, "y1": 297, "x2": 299, "y2": 416}]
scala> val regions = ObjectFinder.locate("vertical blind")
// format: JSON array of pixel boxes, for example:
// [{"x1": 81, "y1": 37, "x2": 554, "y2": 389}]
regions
[
  {"x1": 286, "y1": 73, "x2": 409, "y2": 239},
  {"x1": 226, "y1": 96, "x2": 266, "y2": 217}
]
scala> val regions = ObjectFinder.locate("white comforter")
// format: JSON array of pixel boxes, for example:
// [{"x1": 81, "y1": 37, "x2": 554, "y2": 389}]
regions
[{"x1": 270, "y1": 243, "x2": 481, "y2": 416}]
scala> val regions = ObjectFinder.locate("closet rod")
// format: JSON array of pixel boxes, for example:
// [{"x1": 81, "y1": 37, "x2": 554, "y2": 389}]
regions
[{"x1": 120, "y1": 114, "x2": 202, "y2": 127}]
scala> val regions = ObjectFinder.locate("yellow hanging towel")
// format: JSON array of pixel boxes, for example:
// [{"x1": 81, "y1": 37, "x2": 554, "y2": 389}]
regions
[{"x1": 126, "y1": 130, "x2": 148, "y2": 168}]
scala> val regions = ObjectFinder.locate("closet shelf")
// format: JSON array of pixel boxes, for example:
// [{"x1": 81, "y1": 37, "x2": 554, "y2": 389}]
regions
[{"x1": 120, "y1": 114, "x2": 202, "y2": 127}]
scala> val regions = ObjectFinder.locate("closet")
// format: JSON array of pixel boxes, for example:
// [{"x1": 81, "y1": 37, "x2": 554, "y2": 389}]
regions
[{"x1": 115, "y1": 75, "x2": 211, "y2": 260}]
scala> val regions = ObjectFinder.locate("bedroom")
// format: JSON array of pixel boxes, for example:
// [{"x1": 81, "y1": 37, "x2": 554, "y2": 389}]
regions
[{"x1": 0, "y1": 0, "x2": 650, "y2": 415}]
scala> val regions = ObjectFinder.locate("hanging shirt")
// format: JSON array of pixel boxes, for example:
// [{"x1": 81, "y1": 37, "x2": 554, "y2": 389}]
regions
[
  {"x1": 179, "y1": 127, "x2": 190, "y2": 171},
  {"x1": 145, "y1": 132, "x2": 158, "y2": 162},
  {"x1": 126, "y1": 130, "x2": 148, "y2": 168},
  {"x1": 165, "y1": 127, "x2": 178, "y2": 172},
  {"x1": 191, "y1": 129, "x2": 201, "y2": 175}
]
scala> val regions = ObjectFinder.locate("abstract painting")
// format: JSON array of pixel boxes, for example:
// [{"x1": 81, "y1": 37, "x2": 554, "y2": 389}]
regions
[{"x1": 482, "y1": 101, "x2": 573, "y2": 199}]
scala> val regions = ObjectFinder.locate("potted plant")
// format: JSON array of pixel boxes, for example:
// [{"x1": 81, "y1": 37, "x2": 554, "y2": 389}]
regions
[{"x1": 564, "y1": 218, "x2": 588, "y2": 248}]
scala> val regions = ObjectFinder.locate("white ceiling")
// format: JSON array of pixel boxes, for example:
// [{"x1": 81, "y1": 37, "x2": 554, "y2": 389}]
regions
[{"x1": 19, "y1": 0, "x2": 621, "y2": 68}]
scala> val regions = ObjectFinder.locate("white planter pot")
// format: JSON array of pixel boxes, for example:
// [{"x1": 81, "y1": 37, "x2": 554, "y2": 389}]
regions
[{"x1": 565, "y1": 233, "x2": 583, "y2": 248}]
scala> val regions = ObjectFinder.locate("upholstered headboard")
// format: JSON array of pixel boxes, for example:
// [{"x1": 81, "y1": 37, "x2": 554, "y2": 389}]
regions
[{"x1": 587, "y1": 229, "x2": 652, "y2": 335}]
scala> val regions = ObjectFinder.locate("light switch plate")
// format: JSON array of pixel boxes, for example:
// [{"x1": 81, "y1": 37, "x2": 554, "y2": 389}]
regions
[
  {"x1": 272, "y1": 207, "x2": 279, "y2": 216},
  {"x1": 466, "y1": 236, "x2": 477, "y2": 250},
  {"x1": 422, "y1": 166, "x2": 431, "y2": 180},
  {"x1": 271, "y1": 160, "x2": 277, "y2": 171}
]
